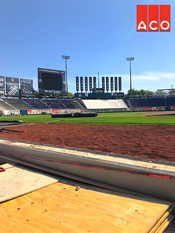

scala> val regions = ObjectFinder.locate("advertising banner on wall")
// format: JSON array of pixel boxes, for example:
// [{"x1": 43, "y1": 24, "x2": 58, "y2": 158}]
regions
[
  {"x1": 6, "y1": 83, "x2": 19, "y2": 96},
  {"x1": 6, "y1": 77, "x2": 19, "y2": 84},
  {"x1": 20, "y1": 79, "x2": 33, "y2": 86},
  {"x1": 20, "y1": 79, "x2": 33, "y2": 96},
  {"x1": 0, "y1": 76, "x2": 5, "y2": 95},
  {"x1": 21, "y1": 85, "x2": 33, "y2": 96}
]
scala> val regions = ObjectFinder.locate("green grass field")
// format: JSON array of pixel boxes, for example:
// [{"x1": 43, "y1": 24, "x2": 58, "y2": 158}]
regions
[{"x1": 0, "y1": 112, "x2": 175, "y2": 125}]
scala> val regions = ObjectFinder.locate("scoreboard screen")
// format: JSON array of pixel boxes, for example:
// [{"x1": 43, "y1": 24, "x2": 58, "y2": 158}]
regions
[
  {"x1": 42, "y1": 72, "x2": 62, "y2": 90},
  {"x1": 38, "y1": 68, "x2": 66, "y2": 95}
]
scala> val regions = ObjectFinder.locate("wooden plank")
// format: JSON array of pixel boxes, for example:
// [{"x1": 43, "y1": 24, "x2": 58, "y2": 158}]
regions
[
  {"x1": 0, "y1": 163, "x2": 57, "y2": 203},
  {"x1": 149, "y1": 207, "x2": 173, "y2": 233},
  {"x1": 156, "y1": 214, "x2": 174, "y2": 233},
  {"x1": 0, "y1": 181, "x2": 172, "y2": 233}
]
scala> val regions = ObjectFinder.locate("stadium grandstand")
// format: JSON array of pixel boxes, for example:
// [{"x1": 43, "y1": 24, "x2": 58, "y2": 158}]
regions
[
  {"x1": 82, "y1": 99, "x2": 128, "y2": 112},
  {"x1": 4, "y1": 98, "x2": 30, "y2": 110},
  {"x1": 1, "y1": 95, "x2": 175, "y2": 115},
  {"x1": 0, "y1": 72, "x2": 175, "y2": 115},
  {"x1": 126, "y1": 96, "x2": 175, "y2": 110},
  {"x1": 0, "y1": 97, "x2": 87, "y2": 115},
  {"x1": 1, "y1": 96, "x2": 175, "y2": 116},
  {"x1": 42, "y1": 99, "x2": 66, "y2": 109},
  {"x1": 22, "y1": 98, "x2": 49, "y2": 109},
  {"x1": 60, "y1": 99, "x2": 83, "y2": 109},
  {"x1": 0, "y1": 98, "x2": 16, "y2": 110}
]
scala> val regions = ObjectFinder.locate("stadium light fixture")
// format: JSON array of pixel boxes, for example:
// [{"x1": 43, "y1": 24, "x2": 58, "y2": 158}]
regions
[
  {"x1": 62, "y1": 55, "x2": 70, "y2": 95},
  {"x1": 126, "y1": 57, "x2": 135, "y2": 96}
]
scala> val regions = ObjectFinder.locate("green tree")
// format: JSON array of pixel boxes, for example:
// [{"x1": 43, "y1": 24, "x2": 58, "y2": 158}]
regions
[
  {"x1": 169, "y1": 89, "x2": 175, "y2": 95},
  {"x1": 125, "y1": 89, "x2": 154, "y2": 98},
  {"x1": 67, "y1": 92, "x2": 74, "y2": 97},
  {"x1": 33, "y1": 90, "x2": 41, "y2": 98}
]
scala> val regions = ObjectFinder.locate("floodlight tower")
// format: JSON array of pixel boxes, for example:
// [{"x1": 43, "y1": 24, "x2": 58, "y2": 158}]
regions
[
  {"x1": 126, "y1": 57, "x2": 135, "y2": 95},
  {"x1": 62, "y1": 55, "x2": 70, "y2": 95}
]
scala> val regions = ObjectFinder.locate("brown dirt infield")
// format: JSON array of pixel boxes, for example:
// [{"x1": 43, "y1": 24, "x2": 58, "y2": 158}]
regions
[
  {"x1": 142, "y1": 111, "x2": 175, "y2": 116},
  {"x1": 0, "y1": 123, "x2": 175, "y2": 162}
]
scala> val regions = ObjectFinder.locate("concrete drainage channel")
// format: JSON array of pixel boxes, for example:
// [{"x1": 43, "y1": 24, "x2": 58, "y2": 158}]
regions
[
  {"x1": 0, "y1": 138, "x2": 175, "y2": 203},
  {"x1": 0, "y1": 120, "x2": 24, "y2": 128},
  {"x1": 0, "y1": 121, "x2": 25, "y2": 164}
]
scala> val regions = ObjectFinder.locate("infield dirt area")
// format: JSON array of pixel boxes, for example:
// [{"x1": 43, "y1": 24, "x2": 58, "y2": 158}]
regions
[
  {"x1": 0, "y1": 123, "x2": 175, "y2": 162},
  {"x1": 143, "y1": 111, "x2": 175, "y2": 116}
]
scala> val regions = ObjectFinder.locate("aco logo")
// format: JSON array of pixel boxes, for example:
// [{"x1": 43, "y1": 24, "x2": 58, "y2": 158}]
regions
[{"x1": 137, "y1": 5, "x2": 171, "y2": 32}]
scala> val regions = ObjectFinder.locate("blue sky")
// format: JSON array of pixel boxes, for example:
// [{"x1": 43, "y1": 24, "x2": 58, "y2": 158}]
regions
[{"x1": 0, "y1": 0, "x2": 175, "y2": 94}]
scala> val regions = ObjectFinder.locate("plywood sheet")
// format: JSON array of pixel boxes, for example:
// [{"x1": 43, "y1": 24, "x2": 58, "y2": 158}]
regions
[
  {"x1": 149, "y1": 207, "x2": 174, "y2": 233},
  {"x1": 0, "y1": 163, "x2": 57, "y2": 203},
  {"x1": 155, "y1": 214, "x2": 174, "y2": 233},
  {"x1": 0, "y1": 182, "x2": 172, "y2": 233}
]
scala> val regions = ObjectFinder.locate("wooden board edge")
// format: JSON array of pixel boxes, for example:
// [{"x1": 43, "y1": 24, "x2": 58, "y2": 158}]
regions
[
  {"x1": 0, "y1": 181, "x2": 58, "y2": 204},
  {"x1": 156, "y1": 214, "x2": 174, "y2": 233},
  {"x1": 149, "y1": 207, "x2": 174, "y2": 233}
]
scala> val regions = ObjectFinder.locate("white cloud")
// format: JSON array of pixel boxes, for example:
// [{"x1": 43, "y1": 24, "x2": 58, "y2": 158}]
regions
[{"x1": 133, "y1": 72, "x2": 175, "y2": 81}]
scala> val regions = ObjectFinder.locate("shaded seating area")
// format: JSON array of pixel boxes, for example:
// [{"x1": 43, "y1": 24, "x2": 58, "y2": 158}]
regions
[
  {"x1": 42, "y1": 99, "x2": 66, "y2": 109},
  {"x1": 0, "y1": 99, "x2": 15, "y2": 110},
  {"x1": 22, "y1": 99, "x2": 49, "y2": 109},
  {"x1": 127, "y1": 97, "x2": 175, "y2": 108},
  {"x1": 147, "y1": 98, "x2": 166, "y2": 107},
  {"x1": 5, "y1": 99, "x2": 30, "y2": 110},
  {"x1": 60, "y1": 99, "x2": 83, "y2": 109}
]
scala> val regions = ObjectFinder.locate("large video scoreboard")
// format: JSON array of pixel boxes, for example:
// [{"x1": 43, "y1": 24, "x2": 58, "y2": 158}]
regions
[{"x1": 38, "y1": 68, "x2": 66, "y2": 95}]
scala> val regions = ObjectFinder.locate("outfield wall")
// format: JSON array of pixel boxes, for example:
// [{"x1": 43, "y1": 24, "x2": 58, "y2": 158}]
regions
[
  {"x1": 88, "y1": 108, "x2": 127, "y2": 113},
  {"x1": 25, "y1": 109, "x2": 86, "y2": 115}
]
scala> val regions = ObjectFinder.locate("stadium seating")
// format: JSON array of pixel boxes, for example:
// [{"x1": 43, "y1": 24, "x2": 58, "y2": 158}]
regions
[
  {"x1": 77, "y1": 99, "x2": 87, "y2": 109},
  {"x1": 126, "y1": 98, "x2": 149, "y2": 108},
  {"x1": 126, "y1": 97, "x2": 174, "y2": 108},
  {"x1": 147, "y1": 97, "x2": 166, "y2": 107},
  {"x1": 83, "y1": 97, "x2": 175, "y2": 110},
  {"x1": 60, "y1": 99, "x2": 83, "y2": 109},
  {"x1": 1, "y1": 96, "x2": 175, "y2": 115},
  {"x1": 82, "y1": 99, "x2": 127, "y2": 109},
  {"x1": 42, "y1": 99, "x2": 66, "y2": 109},
  {"x1": 165, "y1": 96, "x2": 175, "y2": 106},
  {"x1": 0, "y1": 99, "x2": 16, "y2": 110},
  {"x1": 5, "y1": 99, "x2": 30, "y2": 110},
  {"x1": 22, "y1": 99, "x2": 49, "y2": 109}
]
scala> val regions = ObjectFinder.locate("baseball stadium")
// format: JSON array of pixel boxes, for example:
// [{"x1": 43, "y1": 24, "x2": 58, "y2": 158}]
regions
[
  {"x1": 1, "y1": 0, "x2": 175, "y2": 232},
  {"x1": 0, "y1": 68, "x2": 175, "y2": 233}
]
